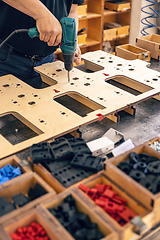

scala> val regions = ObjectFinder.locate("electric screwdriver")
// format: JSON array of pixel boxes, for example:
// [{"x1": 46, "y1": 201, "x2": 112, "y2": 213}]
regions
[{"x1": 0, "y1": 17, "x2": 77, "y2": 82}]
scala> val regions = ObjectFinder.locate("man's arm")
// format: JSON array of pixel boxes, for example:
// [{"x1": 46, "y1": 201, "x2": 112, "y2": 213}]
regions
[
  {"x1": 68, "y1": 4, "x2": 82, "y2": 65},
  {"x1": 2, "y1": 0, "x2": 62, "y2": 46}
]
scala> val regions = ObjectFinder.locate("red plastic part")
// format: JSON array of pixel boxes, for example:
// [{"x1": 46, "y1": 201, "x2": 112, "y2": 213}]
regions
[
  {"x1": 103, "y1": 189, "x2": 117, "y2": 199},
  {"x1": 96, "y1": 113, "x2": 103, "y2": 121}
]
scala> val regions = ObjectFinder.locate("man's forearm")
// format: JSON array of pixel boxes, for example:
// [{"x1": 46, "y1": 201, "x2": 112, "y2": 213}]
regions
[{"x1": 2, "y1": 0, "x2": 50, "y2": 20}]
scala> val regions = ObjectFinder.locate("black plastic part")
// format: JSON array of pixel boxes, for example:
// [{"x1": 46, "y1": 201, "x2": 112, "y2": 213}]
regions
[
  {"x1": 49, "y1": 137, "x2": 74, "y2": 161},
  {"x1": 147, "y1": 161, "x2": 160, "y2": 174},
  {"x1": 129, "y1": 170, "x2": 146, "y2": 182},
  {"x1": 117, "y1": 161, "x2": 132, "y2": 174},
  {"x1": 138, "y1": 153, "x2": 151, "y2": 163},
  {"x1": 68, "y1": 138, "x2": 92, "y2": 155},
  {"x1": 12, "y1": 193, "x2": 30, "y2": 207},
  {"x1": 30, "y1": 142, "x2": 53, "y2": 164},
  {"x1": 74, "y1": 228, "x2": 87, "y2": 240},
  {"x1": 28, "y1": 183, "x2": 47, "y2": 200},
  {"x1": 52, "y1": 165, "x2": 93, "y2": 188},
  {"x1": 133, "y1": 161, "x2": 147, "y2": 173},
  {"x1": 71, "y1": 153, "x2": 104, "y2": 172},
  {"x1": 42, "y1": 159, "x2": 71, "y2": 172},
  {"x1": 139, "y1": 175, "x2": 156, "y2": 191},
  {"x1": 0, "y1": 196, "x2": 16, "y2": 217},
  {"x1": 129, "y1": 152, "x2": 139, "y2": 165}
]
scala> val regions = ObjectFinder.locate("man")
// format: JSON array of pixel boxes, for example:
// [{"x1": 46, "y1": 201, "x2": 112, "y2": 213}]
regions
[{"x1": 0, "y1": 0, "x2": 84, "y2": 86}]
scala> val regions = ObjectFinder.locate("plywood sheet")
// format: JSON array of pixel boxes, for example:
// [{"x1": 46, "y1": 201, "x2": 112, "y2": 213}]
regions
[{"x1": 0, "y1": 50, "x2": 160, "y2": 160}]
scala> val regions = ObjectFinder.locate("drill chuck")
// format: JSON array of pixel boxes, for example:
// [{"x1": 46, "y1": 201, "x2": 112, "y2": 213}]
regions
[{"x1": 62, "y1": 52, "x2": 75, "y2": 72}]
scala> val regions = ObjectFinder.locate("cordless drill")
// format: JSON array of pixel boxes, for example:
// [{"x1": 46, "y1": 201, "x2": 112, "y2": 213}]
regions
[
  {"x1": 29, "y1": 17, "x2": 77, "y2": 82},
  {"x1": 0, "y1": 17, "x2": 77, "y2": 82}
]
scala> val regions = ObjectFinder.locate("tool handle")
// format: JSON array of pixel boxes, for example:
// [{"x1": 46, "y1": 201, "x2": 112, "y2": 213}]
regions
[{"x1": 28, "y1": 27, "x2": 39, "y2": 38}]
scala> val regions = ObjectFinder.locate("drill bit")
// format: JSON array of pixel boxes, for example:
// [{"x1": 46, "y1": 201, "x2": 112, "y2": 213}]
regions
[{"x1": 68, "y1": 71, "x2": 70, "y2": 83}]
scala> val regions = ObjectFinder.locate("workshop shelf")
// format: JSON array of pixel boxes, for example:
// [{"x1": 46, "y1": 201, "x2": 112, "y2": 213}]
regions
[
  {"x1": 38, "y1": 189, "x2": 118, "y2": 240},
  {"x1": 0, "y1": 172, "x2": 56, "y2": 225}
]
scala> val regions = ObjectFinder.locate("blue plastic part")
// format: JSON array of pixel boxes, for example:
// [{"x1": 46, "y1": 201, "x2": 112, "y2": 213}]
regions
[
  {"x1": 28, "y1": 27, "x2": 39, "y2": 38},
  {"x1": 0, "y1": 164, "x2": 22, "y2": 185}
]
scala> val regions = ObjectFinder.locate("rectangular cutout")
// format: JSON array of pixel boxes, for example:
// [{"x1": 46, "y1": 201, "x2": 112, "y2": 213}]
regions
[
  {"x1": 54, "y1": 92, "x2": 105, "y2": 117},
  {"x1": 0, "y1": 113, "x2": 43, "y2": 145},
  {"x1": 105, "y1": 76, "x2": 153, "y2": 96}
]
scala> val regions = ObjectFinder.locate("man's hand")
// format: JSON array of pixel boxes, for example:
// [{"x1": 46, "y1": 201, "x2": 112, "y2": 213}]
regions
[
  {"x1": 74, "y1": 45, "x2": 82, "y2": 65},
  {"x1": 36, "y1": 13, "x2": 62, "y2": 47}
]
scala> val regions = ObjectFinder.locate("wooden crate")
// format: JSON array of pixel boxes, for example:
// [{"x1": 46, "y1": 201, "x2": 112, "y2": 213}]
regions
[
  {"x1": 105, "y1": 143, "x2": 160, "y2": 211},
  {"x1": 136, "y1": 34, "x2": 160, "y2": 60},
  {"x1": 77, "y1": 4, "x2": 87, "y2": 18},
  {"x1": 116, "y1": 44, "x2": 151, "y2": 62},
  {"x1": 38, "y1": 189, "x2": 118, "y2": 240},
  {"x1": 105, "y1": 1, "x2": 131, "y2": 12},
  {"x1": 117, "y1": 24, "x2": 130, "y2": 38},
  {"x1": 78, "y1": 33, "x2": 87, "y2": 46},
  {"x1": 0, "y1": 155, "x2": 31, "y2": 189},
  {"x1": 74, "y1": 171, "x2": 154, "y2": 240},
  {"x1": 104, "y1": 28, "x2": 117, "y2": 41},
  {"x1": 0, "y1": 208, "x2": 61, "y2": 240},
  {"x1": 0, "y1": 172, "x2": 56, "y2": 225}
]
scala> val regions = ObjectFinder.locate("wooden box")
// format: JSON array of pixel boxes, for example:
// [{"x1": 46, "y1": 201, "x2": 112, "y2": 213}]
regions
[
  {"x1": 117, "y1": 24, "x2": 130, "y2": 38},
  {"x1": 74, "y1": 171, "x2": 154, "y2": 240},
  {"x1": 136, "y1": 34, "x2": 160, "y2": 60},
  {"x1": 105, "y1": 1, "x2": 131, "y2": 12},
  {"x1": 0, "y1": 172, "x2": 56, "y2": 224},
  {"x1": 38, "y1": 189, "x2": 118, "y2": 240},
  {"x1": 116, "y1": 44, "x2": 151, "y2": 62},
  {"x1": 104, "y1": 28, "x2": 117, "y2": 41},
  {"x1": 0, "y1": 208, "x2": 60, "y2": 240},
  {"x1": 0, "y1": 155, "x2": 31, "y2": 189},
  {"x1": 105, "y1": 143, "x2": 160, "y2": 211},
  {"x1": 78, "y1": 33, "x2": 87, "y2": 46},
  {"x1": 77, "y1": 4, "x2": 87, "y2": 18}
]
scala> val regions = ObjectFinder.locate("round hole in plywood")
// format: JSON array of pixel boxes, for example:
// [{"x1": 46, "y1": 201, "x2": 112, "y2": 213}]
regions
[
  {"x1": 56, "y1": 69, "x2": 62, "y2": 72},
  {"x1": 99, "y1": 97, "x2": 103, "y2": 100},
  {"x1": 116, "y1": 68, "x2": 120, "y2": 70},
  {"x1": 52, "y1": 73, "x2": 56, "y2": 76},
  {"x1": 86, "y1": 78, "x2": 90, "y2": 80},
  {"x1": 115, "y1": 91, "x2": 120, "y2": 94},
  {"x1": 100, "y1": 57, "x2": 105, "y2": 59},
  {"x1": 129, "y1": 68, "x2": 134, "y2": 71},
  {"x1": 117, "y1": 64, "x2": 122, "y2": 66},
  {"x1": 72, "y1": 77, "x2": 79, "y2": 80},
  {"x1": 108, "y1": 60, "x2": 113, "y2": 63},
  {"x1": 84, "y1": 83, "x2": 90, "y2": 86},
  {"x1": 146, "y1": 80, "x2": 150, "y2": 82},
  {"x1": 13, "y1": 101, "x2": 18, "y2": 104},
  {"x1": 152, "y1": 78, "x2": 158, "y2": 81},
  {"x1": 40, "y1": 120, "x2": 44, "y2": 123},
  {"x1": 33, "y1": 94, "x2": 38, "y2": 97},
  {"x1": 61, "y1": 112, "x2": 66, "y2": 115},
  {"x1": 70, "y1": 83, "x2": 74, "y2": 85}
]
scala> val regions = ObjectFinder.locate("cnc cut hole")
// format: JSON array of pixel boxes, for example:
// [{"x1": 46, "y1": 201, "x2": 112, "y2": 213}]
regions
[
  {"x1": 105, "y1": 76, "x2": 153, "y2": 96},
  {"x1": 34, "y1": 94, "x2": 38, "y2": 97},
  {"x1": 152, "y1": 78, "x2": 158, "y2": 81},
  {"x1": 109, "y1": 61, "x2": 113, "y2": 63},
  {"x1": 28, "y1": 101, "x2": 36, "y2": 105},
  {"x1": 117, "y1": 64, "x2": 122, "y2": 66},
  {"x1": 0, "y1": 113, "x2": 42, "y2": 145},
  {"x1": 100, "y1": 57, "x2": 105, "y2": 59},
  {"x1": 16, "y1": 84, "x2": 21, "y2": 86},
  {"x1": 3, "y1": 84, "x2": 9, "y2": 87},
  {"x1": 73, "y1": 77, "x2": 79, "y2": 80},
  {"x1": 84, "y1": 83, "x2": 90, "y2": 86},
  {"x1": 129, "y1": 68, "x2": 134, "y2": 71},
  {"x1": 54, "y1": 92, "x2": 105, "y2": 117},
  {"x1": 18, "y1": 94, "x2": 25, "y2": 98},
  {"x1": 13, "y1": 101, "x2": 18, "y2": 104},
  {"x1": 56, "y1": 69, "x2": 62, "y2": 72}
]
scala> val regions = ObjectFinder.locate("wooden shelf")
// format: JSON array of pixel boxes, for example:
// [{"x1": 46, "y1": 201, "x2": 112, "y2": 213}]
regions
[
  {"x1": 81, "y1": 38, "x2": 100, "y2": 48},
  {"x1": 104, "y1": 9, "x2": 131, "y2": 16}
]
